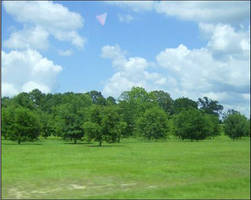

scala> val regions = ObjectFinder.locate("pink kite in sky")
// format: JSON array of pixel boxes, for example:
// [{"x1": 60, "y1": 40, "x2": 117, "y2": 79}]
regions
[{"x1": 96, "y1": 13, "x2": 107, "y2": 26}]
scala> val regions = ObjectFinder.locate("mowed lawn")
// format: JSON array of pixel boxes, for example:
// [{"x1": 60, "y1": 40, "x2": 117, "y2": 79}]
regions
[{"x1": 2, "y1": 136, "x2": 250, "y2": 199}]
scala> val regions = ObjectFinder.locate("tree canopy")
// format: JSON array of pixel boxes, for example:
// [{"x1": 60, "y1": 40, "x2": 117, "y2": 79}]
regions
[
  {"x1": 223, "y1": 110, "x2": 250, "y2": 139},
  {"x1": 1, "y1": 87, "x2": 248, "y2": 145}
]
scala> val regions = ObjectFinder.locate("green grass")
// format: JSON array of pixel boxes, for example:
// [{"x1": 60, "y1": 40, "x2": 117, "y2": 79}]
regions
[{"x1": 2, "y1": 136, "x2": 250, "y2": 199}]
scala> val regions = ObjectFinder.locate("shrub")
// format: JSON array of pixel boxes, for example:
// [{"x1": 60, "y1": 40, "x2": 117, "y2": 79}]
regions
[{"x1": 223, "y1": 111, "x2": 250, "y2": 139}]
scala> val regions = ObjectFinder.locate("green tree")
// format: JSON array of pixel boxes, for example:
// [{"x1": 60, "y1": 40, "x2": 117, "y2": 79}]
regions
[
  {"x1": 106, "y1": 96, "x2": 116, "y2": 105},
  {"x1": 206, "y1": 114, "x2": 221, "y2": 138},
  {"x1": 115, "y1": 121, "x2": 127, "y2": 143},
  {"x1": 149, "y1": 90, "x2": 173, "y2": 114},
  {"x1": 12, "y1": 92, "x2": 36, "y2": 110},
  {"x1": 2, "y1": 106, "x2": 41, "y2": 144},
  {"x1": 136, "y1": 107, "x2": 169, "y2": 140},
  {"x1": 39, "y1": 112, "x2": 56, "y2": 138},
  {"x1": 118, "y1": 100, "x2": 136, "y2": 137},
  {"x1": 118, "y1": 87, "x2": 156, "y2": 136},
  {"x1": 173, "y1": 97, "x2": 198, "y2": 114},
  {"x1": 1, "y1": 97, "x2": 11, "y2": 108},
  {"x1": 83, "y1": 105, "x2": 104, "y2": 146},
  {"x1": 101, "y1": 106, "x2": 127, "y2": 143},
  {"x1": 2, "y1": 106, "x2": 15, "y2": 139},
  {"x1": 82, "y1": 121, "x2": 102, "y2": 146},
  {"x1": 54, "y1": 103, "x2": 84, "y2": 144},
  {"x1": 198, "y1": 97, "x2": 223, "y2": 117},
  {"x1": 223, "y1": 110, "x2": 249, "y2": 139},
  {"x1": 87, "y1": 90, "x2": 106, "y2": 105},
  {"x1": 173, "y1": 108, "x2": 215, "y2": 141},
  {"x1": 28, "y1": 89, "x2": 46, "y2": 108},
  {"x1": 52, "y1": 93, "x2": 92, "y2": 143}
]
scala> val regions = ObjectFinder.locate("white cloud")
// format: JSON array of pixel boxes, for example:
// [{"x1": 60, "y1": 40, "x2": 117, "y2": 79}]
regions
[
  {"x1": 101, "y1": 45, "x2": 166, "y2": 97},
  {"x1": 154, "y1": 1, "x2": 250, "y2": 24},
  {"x1": 2, "y1": 49, "x2": 62, "y2": 96},
  {"x1": 4, "y1": 1, "x2": 85, "y2": 49},
  {"x1": 199, "y1": 23, "x2": 250, "y2": 59},
  {"x1": 102, "y1": 24, "x2": 250, "y2": 116},
  {"x1": 58, "y1": 49, "x2": 73, "y2": 56},
  {"x1": 109, "y1": 1, "x2": 250, "y2": 24},
  {"x1": 156, "y1": 43, "x2": 249, "y2": 94},
  {"x1": 108, "y1": 1, "x2": 155, "y2": 12},
  {"x1": 118, "y1": 14, "x2": 134, "y2": 23},
  {"x1": 22, "y1": 81, "x2": 50, "y2": 94},
  {"x1": 2, "y1": 83, "x2": 18, "y2": 97},
  {"x1": 4, "y1": 26, "x2": 49, "y2": 50},
  {"x1": 155, "y1": 39, "x2": 250, "y2": 116}
]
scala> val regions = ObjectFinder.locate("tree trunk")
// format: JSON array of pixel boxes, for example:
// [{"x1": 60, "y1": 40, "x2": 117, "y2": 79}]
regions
[
  {"x1": 99, "y1": 140, "x2": 102, "y2": 147},
  {"x1": 74, "y1": 138, "x2": 77, "y2": 144},
  {"x1": 18, "y1": 139, "x2": 21, "y2": 144}
]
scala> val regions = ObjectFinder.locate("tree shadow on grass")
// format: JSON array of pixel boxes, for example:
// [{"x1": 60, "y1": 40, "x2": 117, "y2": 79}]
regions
[
  {"x1": 88, "y1": 144, "x2": 125, "y2": 148},
  {"x1": 3, "y1": 143, "x2": 43, "y2": 145},
  {"x1": 63, "y1": 142, "x2": 93, "y2": 145}
]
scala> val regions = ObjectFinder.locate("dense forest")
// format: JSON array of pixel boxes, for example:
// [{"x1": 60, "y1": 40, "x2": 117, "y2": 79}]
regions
[{"x1": 1, "y1": 87, "x2": 250, "y2": 145}]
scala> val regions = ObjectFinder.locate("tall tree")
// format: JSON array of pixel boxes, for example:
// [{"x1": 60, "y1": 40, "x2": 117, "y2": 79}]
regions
[
  {"x1": 28, "y1": 89, "x2": 46, "y2": 108},
  {"x1": 118, "y1": 87, "x2": 156, "y2": 136},
  {"x1": 54, "y1": 103, "x2": 84, "y2": 144},
  {"x1": 149, "y1": 90, "x2": 173, "y2": 114},
  {"x1": 53, "y1": 94, "x2": 92, "y2": 143},
  {"x1": 106, "y1": 96, "x2": 116, "y2": 105},
  {"x1": 83, "y1": 105, "x2": 104, "y2": 146},
  {"x1": 87, "y1": 90, "x2": 106, "y2": 105},
  {"x1": 198, "y1": 97, "x2": 223, "y2": 117},
  {"x1": 101, "y1": 106, "x2": 127, "y2": 143},
  {"x1": 12, "y1": 92, "x2": 36, "y2": 110}
]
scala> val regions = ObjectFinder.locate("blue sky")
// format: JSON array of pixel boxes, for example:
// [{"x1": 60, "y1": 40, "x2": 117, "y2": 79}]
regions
[{"x1": 2, "y1": 1, "x2": 250, "y2": 116}]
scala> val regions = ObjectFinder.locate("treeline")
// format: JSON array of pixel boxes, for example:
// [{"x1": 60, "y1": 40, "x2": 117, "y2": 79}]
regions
[{"x1": 2, "y1": 87, "x2": 250, "y2": 145}]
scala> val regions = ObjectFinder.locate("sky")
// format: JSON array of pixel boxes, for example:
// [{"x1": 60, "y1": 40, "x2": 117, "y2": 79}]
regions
[{"x1": 2, "y1": 1, "x2": 250, "y2": 117}]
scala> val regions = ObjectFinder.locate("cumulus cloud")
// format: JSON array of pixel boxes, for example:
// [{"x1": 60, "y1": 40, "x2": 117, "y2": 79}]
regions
[
  {"x1": 22, "y1": 81, "x2": 50, "y2": 94},
  {"x1": 199, "y1": 23, "x2": 250, "y2": 59},
  {"x1": 101, "y1": 45, "x2": 166, "y2": 97},
  {"x1": 2, "y1": 83, "x2": 19, "y2": 97},
  {"x1": 118, "y1": 14, "x2": 134, "y2": 23},
  {"x1": 4, "y1": 26, "x2": 49, "y2": 50},
  {"x1": 109, "y1": 1, "x2": 250, "y2": 24},
  {"x1": 2, "y1": 49, "x2": 62, "y2": 96},
  {"x1": 108, "y1": 1, "x2": 155, "y2": 12},
  {"x1": 3, "y1": 1, "x2": 85, "y2": 49},
  {"x1": 156, "y1": 44, "x2": 249, "y2": 94},
  {"x1": 155, "y1": 24, "x2": 249, "y2": 116},
  {"x1": 102, "y1": 25, "x2": 250, "y2": 115},
  {"x1": 154, "y1": 1, "x2": 250, "y2": 24}
]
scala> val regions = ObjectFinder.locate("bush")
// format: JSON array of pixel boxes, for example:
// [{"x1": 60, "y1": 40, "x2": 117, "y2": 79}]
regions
[{"x1": 223, "y1": 111, "x2": 250, "y2": 139}]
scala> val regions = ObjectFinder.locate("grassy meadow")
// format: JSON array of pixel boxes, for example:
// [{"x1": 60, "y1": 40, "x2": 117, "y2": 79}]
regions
[{"x1": 2, "y1": 135, "x2": 250, "y2": 199}]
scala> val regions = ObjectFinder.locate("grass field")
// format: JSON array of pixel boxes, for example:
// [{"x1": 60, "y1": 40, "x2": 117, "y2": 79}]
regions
[{"x1": 2, "y1": 135, "x2": 250, "y2": 199}]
